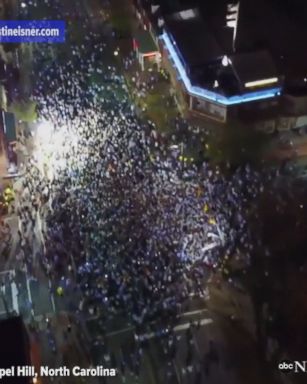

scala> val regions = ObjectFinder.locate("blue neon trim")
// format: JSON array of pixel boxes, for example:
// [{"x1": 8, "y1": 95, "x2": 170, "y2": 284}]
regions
[{"x1": 160, "y1": 32, "x2": 282, "y2": 106}]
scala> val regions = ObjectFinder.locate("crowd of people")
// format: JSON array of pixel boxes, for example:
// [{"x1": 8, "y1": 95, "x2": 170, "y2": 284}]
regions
[
  {"x1": 2, "y1": 0, "x2": 279, "y2": 380},
  {"x1": 0, "y1": 2, "x2": 290, "y2": 383},
  {"x1": 11, "y1": 19, "x2": 269, "y2": 333},
  {"x1": 0, "y1": 1, "x2": 300, "y2": 382}
]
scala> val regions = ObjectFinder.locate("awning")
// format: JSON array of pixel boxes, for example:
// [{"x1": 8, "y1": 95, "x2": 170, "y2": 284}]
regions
[
  {"x1": 134, "y1": 30, "x2": 158, "y2": 55},
  {"x1": 2, "y1": 111, "x2": 16, "y2": 143}
]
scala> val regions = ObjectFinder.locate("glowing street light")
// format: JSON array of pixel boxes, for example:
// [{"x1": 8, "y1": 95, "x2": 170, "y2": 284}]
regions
[
  {"x1": 21, "y1": 2, "x2": 27, "y2": 8},
  {"x1": 222, "y1": 55, "x2": 229, "y2": 67}
]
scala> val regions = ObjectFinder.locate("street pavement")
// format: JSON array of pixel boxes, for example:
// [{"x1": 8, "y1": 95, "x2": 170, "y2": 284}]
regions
[
  {"x1": 0, "y1": 266, "x2": 55, "y2": 322},
  {"x1": 0, "y1": 264, "x2": 57, "y2": 322},
  {"x1": 84, "y1": 295, "x2": 236, "y2": 384}
]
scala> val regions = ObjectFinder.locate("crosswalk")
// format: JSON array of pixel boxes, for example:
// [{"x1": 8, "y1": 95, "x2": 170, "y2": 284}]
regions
[
  {"x1": 104, "y1": 309, "x2": 213, "y2": 340},
  {"x1": 84, "y1": 305, "x2": 213, "y2": 383},
  {"x1": 0, "y1": 268, "x2": 57, "y2": 321}
]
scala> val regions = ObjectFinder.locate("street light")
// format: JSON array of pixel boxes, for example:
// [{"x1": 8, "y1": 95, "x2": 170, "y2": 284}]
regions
[
  {"x1": 21, "y1": 2, "x2": 26, "y2": 8},
  {"x1": 222, "y1": 55, "x2": 229, "y2": 67}
]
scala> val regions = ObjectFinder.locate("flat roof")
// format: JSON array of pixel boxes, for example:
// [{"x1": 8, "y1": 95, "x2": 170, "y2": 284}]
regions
[
  {"x1": 163, "y1": 13, "x2": 280, "y2": 95},
  {"x1": 161, "y1": 32, "x2": 281, "y2": 105},
  {"x1": 138, "y1": 0, "x2": 199, "y2": 16},
  {"x1": 134, "y1": 30, "x2": 158, "y2": 54},
  {"x1": 165, "y1": 16, "x2": 223, "y2": 67},
  {"x1": 230, "y1": 51, "x2": 278, "y2": 86},
  {"x1": 141, "y1": 1, "x2": 304, "y2": 101},
  {"x1": 235, "y1": 0, "x2": 307, "y2": 80}
]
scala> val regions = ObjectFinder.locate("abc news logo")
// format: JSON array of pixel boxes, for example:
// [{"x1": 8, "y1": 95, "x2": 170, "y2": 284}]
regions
[{"x1": 278, "y1": 360, "x2": 307, "y2": 373}]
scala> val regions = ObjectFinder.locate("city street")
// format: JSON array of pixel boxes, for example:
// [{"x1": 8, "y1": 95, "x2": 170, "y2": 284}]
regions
[{"x1": 0, "y1": 1, "x2": 286, "y2": 384}]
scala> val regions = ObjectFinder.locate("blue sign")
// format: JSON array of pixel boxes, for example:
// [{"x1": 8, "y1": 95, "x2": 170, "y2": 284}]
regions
[{"x1": 0, "y1": 20, "x2": 66, "y2": 43}]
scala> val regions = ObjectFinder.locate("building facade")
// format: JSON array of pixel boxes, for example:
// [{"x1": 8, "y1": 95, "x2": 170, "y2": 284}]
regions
[{"x1": 131, "y1": 0, "x2": 307, "y2": 125}]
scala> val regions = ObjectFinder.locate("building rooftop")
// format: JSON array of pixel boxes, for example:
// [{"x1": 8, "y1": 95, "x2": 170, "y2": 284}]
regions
[
  {"x1": 163, "y1": 8, "x2": 280, "y2": 96},
  {"x1": 165, "y1": 15, "x2": 223, "y2": 67},
  {"x1": 152, "y1": 0, "x2": 307, "y2": 86},
  {"x1": 138, "y1": 0, "x2": 307, "y2": 101},
  {"x1": 134, "y1": 29, "x2": 158, "y2": 54},
  {"x1": 230, "y1": 51, "x2": 278, "y2": 88},
  {"x1": 234, "y1": 0, "x2": 307, "y2": 88}
]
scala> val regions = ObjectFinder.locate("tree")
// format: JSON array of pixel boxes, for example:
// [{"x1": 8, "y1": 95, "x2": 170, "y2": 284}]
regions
[{"x1": 9, "y1": 99, "x2": 37, "y2": 122}]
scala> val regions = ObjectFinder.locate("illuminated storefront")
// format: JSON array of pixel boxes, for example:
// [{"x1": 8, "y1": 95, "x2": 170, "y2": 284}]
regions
[{"x1": 133, "y1": 30, "x2": 161, "y2": 70}]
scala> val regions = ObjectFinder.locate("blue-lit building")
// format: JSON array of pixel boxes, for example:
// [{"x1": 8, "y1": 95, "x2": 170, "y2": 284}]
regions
[
  {"x1": 160, "y1": 12, "x2": 281, "y2": 122},
  {"x1": 132, "y1": 0, "x2": 307, "y2": 123}
]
